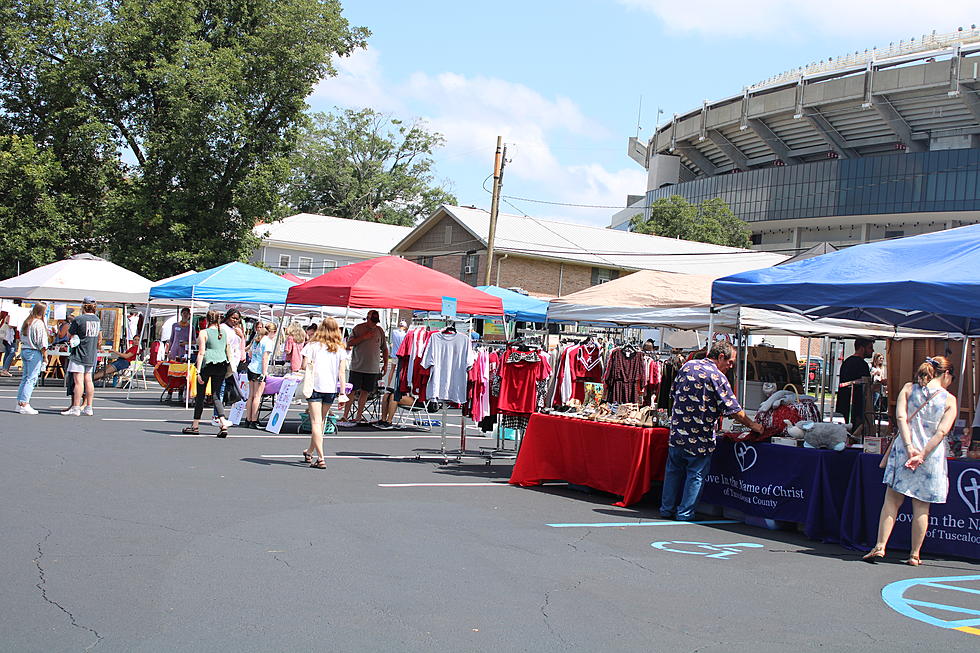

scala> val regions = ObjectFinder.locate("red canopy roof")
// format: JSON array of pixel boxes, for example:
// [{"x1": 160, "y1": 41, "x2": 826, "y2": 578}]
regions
[
  {"x1": 285, "y1": 256, "x2": 504, "y2": 315},
  {"x1": 280, "y1": 273, "x2": 304, "y2": 283}
]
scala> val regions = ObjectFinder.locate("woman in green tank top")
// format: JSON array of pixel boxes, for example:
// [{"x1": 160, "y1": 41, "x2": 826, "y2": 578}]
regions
[{"x1": 183, "y1": 310, "x2": 232, "y2": 436}]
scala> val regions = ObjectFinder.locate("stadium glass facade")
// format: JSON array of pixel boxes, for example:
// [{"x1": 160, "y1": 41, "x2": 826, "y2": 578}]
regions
[{"x1": 641, "y1": 148, "x2": 980, "y2": 225}]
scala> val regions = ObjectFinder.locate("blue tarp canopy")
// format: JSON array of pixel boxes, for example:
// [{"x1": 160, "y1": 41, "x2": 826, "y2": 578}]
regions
[
  {"x1": 475, "y1": 286, "x2": 549, "y2": 322},
  {"x1": 711, "y1": 224, "x2": 980, "y2": 335},
  {"x1": 149, "y1": 262, "x2": 294, "y2": 305}
]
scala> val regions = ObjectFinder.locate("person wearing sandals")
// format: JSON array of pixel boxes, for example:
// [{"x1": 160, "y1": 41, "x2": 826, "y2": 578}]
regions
[
  {"x1": 863, "y1": 355, "x2": 958, "y2": 566},
  {"x1": 300, "y1": 318, "x2": 349, "y2": 469},
  {"x1": 182, "y1": 310, "x2": 233, "y2": 437}
]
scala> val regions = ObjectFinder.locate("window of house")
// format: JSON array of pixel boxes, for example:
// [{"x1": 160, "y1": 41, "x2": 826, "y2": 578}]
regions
[
  {"x1": 419, "y1": 256, "x2": 434, "y2": 268},
  {"x1": 278, "y1": 254, "x2": 291, "y2": 271},
  {"x1": 322, "y1": 259, "x2": 337, "y2": 272},
  {"x1": 298, "y1": 257, "x2": 313, "y2": 275},
  {"x1": 591, "y1": 268, "x2": 620, "y2": 285},
  {"x1": 460, "y1": 254, "x2": 479, "y2": 281}
]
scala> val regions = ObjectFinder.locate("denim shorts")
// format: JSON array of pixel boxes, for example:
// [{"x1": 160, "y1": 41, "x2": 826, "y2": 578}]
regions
[{"x1": 308, "y1": 391, "x2": 337, "y2": 404}]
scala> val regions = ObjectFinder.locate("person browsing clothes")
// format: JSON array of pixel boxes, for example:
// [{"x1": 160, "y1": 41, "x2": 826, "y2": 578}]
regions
[{"x1": 660, "y1": 341, "x2": 763, "y2": 522}]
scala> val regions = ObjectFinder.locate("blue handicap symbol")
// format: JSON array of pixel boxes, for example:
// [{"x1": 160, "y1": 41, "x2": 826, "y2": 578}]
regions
[
  {"x1": 651, "y1": 540, "x2": 764, "y2": 560},
  {"x1": 881, "y1": 574, "x2": 980, "y2": 636}
]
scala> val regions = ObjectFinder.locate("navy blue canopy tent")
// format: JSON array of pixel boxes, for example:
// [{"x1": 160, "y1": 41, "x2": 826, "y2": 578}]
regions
[
  {"x1": 711, "y1": 224, "x2": 980, "y2": 336},
  {"x1": 475, "y1": 285, "x2": 549, "y2": 322}
]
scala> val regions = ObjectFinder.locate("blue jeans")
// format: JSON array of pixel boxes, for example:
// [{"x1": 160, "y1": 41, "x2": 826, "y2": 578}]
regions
[
  {"x1": 17, "y1": 348, "x2": 44, "y2": 404},
  {"x1": 2, "y1": 341, "x2": 15, "y2": 371},
  {"x1": 660, "y1": 446, "x2": 713, "y2": 521}
]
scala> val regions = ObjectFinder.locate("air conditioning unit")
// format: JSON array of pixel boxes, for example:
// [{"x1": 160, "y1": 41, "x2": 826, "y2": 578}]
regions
[{"x1": 463, "y1": 265, "x2": 474, "y2": 274}]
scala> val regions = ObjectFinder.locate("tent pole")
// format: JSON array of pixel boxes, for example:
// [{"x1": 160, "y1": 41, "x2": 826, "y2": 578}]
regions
[
  {"x1": 957, "y1": 333, "x2": 969, "y2": 418},
  {"x1": 829, "y1": 339, "x2": 840, "y2": 421},
  {"x1": 820, "y1": 336, "x2": 830, "y2": 419},
  {"x1": 186, "y1": 290, "x2": 193, "y2": 410},
  {"x1": 804, "y1": 338, "x2": 812, "y2": 396},
  {"x1": 741, "y1": 328, "x2": 750, "y2": 408},
  {"x1": 706, "y1": 307, "x2": 714, "y2": 352}
]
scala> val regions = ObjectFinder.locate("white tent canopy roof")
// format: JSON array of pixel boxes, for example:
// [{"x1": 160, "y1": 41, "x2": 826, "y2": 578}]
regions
[
  {"x1": 548, "y1": 269, "x2": 946, "y2": 338},
  {"x1": 0, "y1": 255, "x2": 153, "y2": 304}
]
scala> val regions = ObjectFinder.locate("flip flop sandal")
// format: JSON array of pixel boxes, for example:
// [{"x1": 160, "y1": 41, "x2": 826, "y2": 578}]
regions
[
  {"x1": 181, "y1": 426, "x2": 199, "y2": 435},
  {"x1": 217, "y1": 429, "x2": 228, "y2": 438},
  {"x1": 310, "y1": 459, "x2": 326, "y2": 469},
  {"x1": 302, "y1": 451, "x2": 313, "y2": 464}
]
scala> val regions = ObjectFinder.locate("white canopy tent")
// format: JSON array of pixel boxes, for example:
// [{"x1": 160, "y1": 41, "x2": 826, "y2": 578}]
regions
[
  {"x1": 547, "y1": 270, "x2": 946, "y2": 338},
  {"x1": 0, "y1": 254, "x2": 153, "y2": 304}
]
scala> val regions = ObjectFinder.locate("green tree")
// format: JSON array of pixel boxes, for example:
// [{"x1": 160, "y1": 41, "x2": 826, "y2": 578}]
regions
[
  {"x1": 284, "y1": 108, "x2": 456, "y2": 226},
  {"x1": 0, "y1": 0, "x2": 368, "y2": 278},
  {"x1": 0, "y1": 135, "x2": 74, "y2": 278},
  {"x1": 630, "y1": 195, "x2": 751, "y2": 248}
]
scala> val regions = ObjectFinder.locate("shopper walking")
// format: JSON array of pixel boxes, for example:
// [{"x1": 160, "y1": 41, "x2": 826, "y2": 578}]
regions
[
  {"x1": 211, "y1": 308, "x2": 245, "y2": 424},
  {"x1": 244, "y1": 322, "x2": 276, "y2": 428},
  {"x1": 182, "y1": 310, "x2": 233, "y2": 437},
  {"x1": 863, "y1": 355, "x2": 958, "y2": 566},
  {"x1": 0, "y1": 313, "x2": 17, "y2": 376},
  {"x1": 61, "y1": 297, "x2": 102, "y2": 417},
  {"x1": 660, "y1": 341, "x2": 763, "y2": 521},
  {"x1": 16, "y1": 303, "x2": 49, "y2": 414},
  {"x1": 300, "y1": 318, "x2": 349, "y2": 469}
]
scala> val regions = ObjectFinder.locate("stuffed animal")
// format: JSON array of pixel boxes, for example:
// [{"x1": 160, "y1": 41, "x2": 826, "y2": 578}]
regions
[
  {"x1": 783, "y1": 419, "x2": 851, "y2": 451},
  {"x1": 759, "y1": 389, "x2": 818, "y2": 412}
]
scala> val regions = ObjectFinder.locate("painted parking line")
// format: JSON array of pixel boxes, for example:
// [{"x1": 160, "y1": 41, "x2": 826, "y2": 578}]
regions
[
  {"x1": 264, "y1": 454, "x2": 482, "y2": 461},
  {"x1": 547, "y1": 520, "x2": 738, "y2": 528},
  {"x1": 49, "y1": 406, "x2": 185, "y2": 410},
  {"x1": 882, "y1": 574, "x2": 980, "y2": 636},
  {"x1": 379, "y1": 482, "x2": 517, "y2": 487},
  {"x1": 173, "y1": 433, "x2": 489, "y2": 439},
  {"x1": 102, "y1": 418, "x2": 179, "y2": 422}
]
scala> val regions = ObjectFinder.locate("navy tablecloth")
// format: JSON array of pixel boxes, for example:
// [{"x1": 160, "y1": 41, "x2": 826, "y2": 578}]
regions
[
  {"x1": 700, "y1": 439, "x2": 859, "y2": 539},
  {"x1": 839, "y1": 453, "x2": 980, "y2": 559}
]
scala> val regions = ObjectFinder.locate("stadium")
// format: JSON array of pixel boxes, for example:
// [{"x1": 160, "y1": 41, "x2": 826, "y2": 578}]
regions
[{"x1": 616, "y1": 28, "x2": 980, "y2": 251}]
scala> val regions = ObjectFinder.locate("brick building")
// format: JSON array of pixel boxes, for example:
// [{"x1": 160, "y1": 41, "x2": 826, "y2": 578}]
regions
[{"x1": 391, "y1": 205, "x2": 786, "y2": 297}]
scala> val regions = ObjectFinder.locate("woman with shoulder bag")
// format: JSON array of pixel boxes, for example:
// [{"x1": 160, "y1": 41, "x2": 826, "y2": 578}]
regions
[
  {"x1": 182, "y1": 311, "x2": 233, "y2": 437},
  {"x1": 299, "y1": 318, "x2": 349, "y2": 469},
  {"x1": 863, "y1": 355, "x2": 958, "y2": 566}
]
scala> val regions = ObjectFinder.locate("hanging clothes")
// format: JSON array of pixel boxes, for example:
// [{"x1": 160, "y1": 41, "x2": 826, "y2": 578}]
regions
[
  {"x1": 571, "y1": 341, "x2": 604, "y2": 401},
  {"x1": 603, "y1": 347, "x2": 644, "y2": 404},
  {"x1": 498, "y1": 347, "x2": 551, "y2": 415},
  {"x1": 422, "y1": 331, "x2": 475, "y2": 404}
]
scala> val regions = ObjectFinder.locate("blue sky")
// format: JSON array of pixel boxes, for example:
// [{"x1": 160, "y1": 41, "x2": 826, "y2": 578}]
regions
[{"x1": 310, "y1": 0, "x2": 977, "y2": 226}]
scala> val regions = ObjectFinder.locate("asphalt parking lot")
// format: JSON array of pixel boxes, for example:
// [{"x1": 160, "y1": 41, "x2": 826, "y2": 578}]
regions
[{"x1": 1, "y1": 379, "x2": 978, "y2": 652}]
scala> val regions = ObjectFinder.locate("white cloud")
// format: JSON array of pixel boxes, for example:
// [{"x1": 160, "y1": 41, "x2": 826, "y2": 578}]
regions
[
  {"x1": 618, "y1": 0, "x2": 978, "y2": 40},
  {"x1": 308, "y1": 51, "x2": 641, "y2": 226},
  {"x1": 311, "y1": 48, "x2": 403, "y2": 113}
]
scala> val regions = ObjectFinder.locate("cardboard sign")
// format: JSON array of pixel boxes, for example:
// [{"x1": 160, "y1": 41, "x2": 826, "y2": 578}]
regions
[
  {"x1": 441, "y1": 296, "x2": 457, "y2": 319},
  {"x1": 265, "y1": 376, "x2": 299, "y2": 434}
]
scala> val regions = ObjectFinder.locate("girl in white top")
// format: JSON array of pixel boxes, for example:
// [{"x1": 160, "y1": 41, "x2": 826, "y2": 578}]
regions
[
  {"x1": 16, "y1": 303, "x2": 49, "y2": 413},
  {"x1": 300, "y1": 318, "x2": 349, "y2": 469}
]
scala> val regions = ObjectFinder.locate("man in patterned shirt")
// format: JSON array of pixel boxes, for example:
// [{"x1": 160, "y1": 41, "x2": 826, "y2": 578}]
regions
[{"x1": 660, "y1": 341, "x2": 763, "y2": 521}]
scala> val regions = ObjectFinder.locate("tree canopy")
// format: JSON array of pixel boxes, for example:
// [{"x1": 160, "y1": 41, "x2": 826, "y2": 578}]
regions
[
  {"x1": 630, "y1": 195, "x2": 751, "y2": 248},
  {"x1": 284, "y1": 108, "x2": 456, "y2": 226},
  {"x1": 0, "y1": 0, "x2": 367, "y2": 278}
]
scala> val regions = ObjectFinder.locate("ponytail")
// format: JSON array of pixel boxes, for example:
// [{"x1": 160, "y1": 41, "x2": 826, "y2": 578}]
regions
[{"x1": 915, "y1": 355, "x2": 950, "y2": 386}]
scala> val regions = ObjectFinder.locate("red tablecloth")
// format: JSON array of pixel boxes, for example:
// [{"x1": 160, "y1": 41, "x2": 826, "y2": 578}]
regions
[{"x1": 509, "y1": 413, "x2": 669, "y2": 507}]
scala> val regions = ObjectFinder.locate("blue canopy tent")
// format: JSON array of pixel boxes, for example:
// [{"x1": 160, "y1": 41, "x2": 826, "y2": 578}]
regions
[
  {"x1": 149, "y1": 262, "x2": 294, "y2": 305},
  {"x1": 475, "y1": 285, "x2": 549, "y2": 322},
  {"x1": 711, "y1": 224, "x2": 980, "y2": 336}
]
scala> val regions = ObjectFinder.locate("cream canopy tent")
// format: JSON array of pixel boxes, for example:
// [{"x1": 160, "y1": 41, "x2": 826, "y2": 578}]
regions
[
  {"x1": 547, "y1": 270, "x2": 944, "y2": 338},
  {"x1": 0, "y1": 254, "x2": 153, "y2": 304}
]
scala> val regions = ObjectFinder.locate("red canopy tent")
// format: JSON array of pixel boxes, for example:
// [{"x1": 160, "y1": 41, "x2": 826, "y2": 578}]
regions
[
  {"x1": 285, "y1": 256, "x2": 504, "y2": 315},
  {"x1": 280, "y1": 273, "x2": 304, "y2": 283}
]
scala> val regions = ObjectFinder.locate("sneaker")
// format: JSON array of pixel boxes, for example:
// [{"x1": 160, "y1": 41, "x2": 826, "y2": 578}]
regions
[
  {"x1": 17, "y1": 404, "x2": 38, "y2": 415},
  {"x1": 210, "y1": 416, "x2": 221, "y2": 427},
  {"x1": 61, "y1": 407, "x2": 81, "y2": 417},
  {"x1": 81, "y1": 406, "x2": 94, "y2": 416},
  {"x1": 374, "y1": 421, "x2": 395, "y2": 431},
  {"x1": 337, "y1": 420, "x2": 357, "y2": 428}
]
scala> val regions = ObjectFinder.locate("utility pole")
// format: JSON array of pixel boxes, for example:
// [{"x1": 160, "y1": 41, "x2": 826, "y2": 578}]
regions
[{"x1": 484, "y1": 136, "x2": 507, "y2": 285}]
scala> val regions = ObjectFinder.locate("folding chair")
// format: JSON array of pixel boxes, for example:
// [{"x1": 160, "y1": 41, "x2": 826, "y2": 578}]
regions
[
  {"x1": 122, "y1": 358, "x2": 149, "y2": 398},
  {"x1": 392, "y1": 397, "x2": 433, "y2": 431}
]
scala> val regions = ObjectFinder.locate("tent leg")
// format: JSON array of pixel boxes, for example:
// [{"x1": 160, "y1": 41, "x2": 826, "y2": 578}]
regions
[
  {"x1": 269, "y1": 302, "x2": 288, "y2": 373},
  {"x1": 957, "y1": 335, "x2": 969, "y2": 416},
  {"x1": 706, "y1": 307, "x2": 714, "y2": 352},
  {"x1": 186, "y1": 292, "x2": 193, "y2": 411},
  {"x1": 829, "y1": 339, "x2": 840, "y2": 421},
  {"x1": 804, "y1": 339, "x2": 812, "y2": 396}
]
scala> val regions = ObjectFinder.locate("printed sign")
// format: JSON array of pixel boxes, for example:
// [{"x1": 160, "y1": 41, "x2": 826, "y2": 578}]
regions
[
  {"x1": 441, "y1": 296, "x2": 457, "y2": 319},
  {"x1": 482, "y1": 318, "x2": 507, "y2": 342},
  {"x1": 227, "y1": 373, "x2": 250, "y2": 425},
  {"x1": 265, "y1": 376, "x2": 299, "y2": 434},
  {"x1": 701, "y1": 439, "x2": 814, "y2": 523}
]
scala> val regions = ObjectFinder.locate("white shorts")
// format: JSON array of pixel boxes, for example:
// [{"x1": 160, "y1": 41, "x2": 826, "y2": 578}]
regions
[{"x1": 66, "y1": 361, "x2": 95, "y2": 374}]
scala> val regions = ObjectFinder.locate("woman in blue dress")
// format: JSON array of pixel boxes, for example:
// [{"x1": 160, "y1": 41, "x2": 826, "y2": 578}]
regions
[{"x1": 863, "y1": 356, "x2": 958, "y2": 566}]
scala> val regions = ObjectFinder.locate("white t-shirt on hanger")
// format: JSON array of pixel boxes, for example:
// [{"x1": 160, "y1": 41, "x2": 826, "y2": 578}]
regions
[{"x1": 422, "y1": 331, "x2": 475, "y2": 403}]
